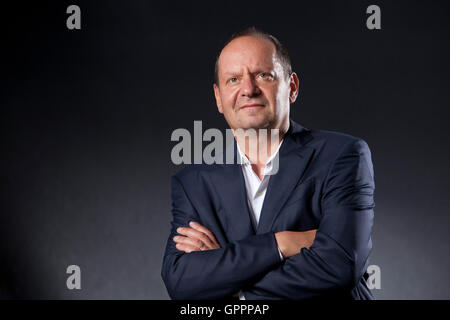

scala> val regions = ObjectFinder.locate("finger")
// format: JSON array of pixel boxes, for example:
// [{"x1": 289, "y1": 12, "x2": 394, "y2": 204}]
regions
[
  {"x1": 173, "y1": 235, "x2": 203, "y2": 250},
  {"x1": 175, "y1": 242, "x2": 200, "y2": 253},
  {"x1": 188, "y1": 222, "x2": 220, "y2": 249},
  {"x1": 189, "y1": 221, "x2": 219, "y2": 244},
  {"x1": 177, "y1": 227, "x2": 215, "y2": 249}
]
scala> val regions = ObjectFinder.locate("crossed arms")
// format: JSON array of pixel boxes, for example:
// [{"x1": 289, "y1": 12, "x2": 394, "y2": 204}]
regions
[{"x1": 161, "y1": 139, "x2": 375, "y2": 299}]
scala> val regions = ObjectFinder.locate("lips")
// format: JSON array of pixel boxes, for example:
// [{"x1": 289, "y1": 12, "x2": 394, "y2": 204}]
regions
[{"x1": 240, "y1": 103, "x2": 265, "y2": 110}]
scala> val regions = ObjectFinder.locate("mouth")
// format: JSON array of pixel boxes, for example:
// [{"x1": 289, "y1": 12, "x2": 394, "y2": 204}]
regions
[{"x1": 239, "y1": 103, "x2": 265, "y2": 110}]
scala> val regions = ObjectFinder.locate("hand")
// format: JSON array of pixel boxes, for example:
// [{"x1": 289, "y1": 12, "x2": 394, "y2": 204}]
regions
[
  {"x1": 173, "y1": 221, "x2": 221, "y2": 253},
  {"x1": 275, "y1": 229, "x2": 317, "y2": 259}
]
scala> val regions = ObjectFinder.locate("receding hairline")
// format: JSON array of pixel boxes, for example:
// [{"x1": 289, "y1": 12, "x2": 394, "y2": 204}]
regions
[
  {"x1": 217, "y1": 35, "x2": 280, "y2": 77},
  {"x1": 214, "y1": 28, "x2": 292, "y2": 85}
]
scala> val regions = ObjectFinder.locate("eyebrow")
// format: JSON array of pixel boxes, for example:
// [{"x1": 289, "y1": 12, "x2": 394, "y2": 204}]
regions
[{"x1": 222, "y1": 69, "x2": 274, "y2": 76}]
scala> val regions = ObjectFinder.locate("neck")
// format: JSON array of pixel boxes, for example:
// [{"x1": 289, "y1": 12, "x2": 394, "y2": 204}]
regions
[{"x1": 234, "y1": 120, "x2": 289, "y2": 166}]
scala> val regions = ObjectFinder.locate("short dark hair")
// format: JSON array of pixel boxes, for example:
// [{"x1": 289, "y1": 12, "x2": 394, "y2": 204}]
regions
[{"x1": 214, "y1": 27, "x2": 292, "y2": 85}]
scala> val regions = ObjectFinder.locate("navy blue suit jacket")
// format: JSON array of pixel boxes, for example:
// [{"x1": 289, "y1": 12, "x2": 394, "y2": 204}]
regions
[{"x1": 162, "y1": 119, "x2": 375, "y2": 300}]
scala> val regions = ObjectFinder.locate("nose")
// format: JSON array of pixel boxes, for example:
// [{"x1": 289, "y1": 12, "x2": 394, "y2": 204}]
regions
[{"x1": 240, "y1": 75, "x2": 261, "y2": 97}]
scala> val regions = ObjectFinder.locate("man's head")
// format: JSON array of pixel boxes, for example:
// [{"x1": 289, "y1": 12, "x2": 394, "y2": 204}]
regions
[{"x1": 213, "y1": 27, "x2": 299, "y2": 132}]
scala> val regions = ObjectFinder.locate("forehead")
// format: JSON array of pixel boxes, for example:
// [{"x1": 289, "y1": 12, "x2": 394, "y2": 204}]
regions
[{"x1": 218, "y1": 36, "x2": 279, "y2": 74}]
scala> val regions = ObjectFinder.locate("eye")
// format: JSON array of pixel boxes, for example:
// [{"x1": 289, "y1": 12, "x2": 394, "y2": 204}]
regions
[
  {"x1": 228, "y1": 77, "x2": 238, "y2": 84},
  {"x1": 259, "y1": 73, "x2": 273, "y2": 80}
]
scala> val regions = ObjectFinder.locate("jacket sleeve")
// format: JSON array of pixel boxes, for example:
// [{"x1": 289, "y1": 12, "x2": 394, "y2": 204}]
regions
[
  {"x1": 161, "y1": 174, "x2": 282, "y2": 300},
  {"x1": 242, "y1": 139, "x2": 375, "y2": 299}
]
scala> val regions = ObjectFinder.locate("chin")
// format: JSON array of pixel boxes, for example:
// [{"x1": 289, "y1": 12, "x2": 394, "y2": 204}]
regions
[{"x1": 237, "y1": 117, "x2": 271, "y2": 130}]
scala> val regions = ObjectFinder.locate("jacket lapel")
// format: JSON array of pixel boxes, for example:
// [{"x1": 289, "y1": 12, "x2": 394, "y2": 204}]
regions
[
  {"x1": 209, "y1": 141, "x2": 255, "y2": 241},
  {"x1": 256, "y1": 120, "x2": 315, "y2": 234}
]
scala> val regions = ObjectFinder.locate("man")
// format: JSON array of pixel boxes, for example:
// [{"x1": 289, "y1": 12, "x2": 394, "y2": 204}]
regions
[{"x1": 161, "y1": 27, "x2": 375, "y2": 300}]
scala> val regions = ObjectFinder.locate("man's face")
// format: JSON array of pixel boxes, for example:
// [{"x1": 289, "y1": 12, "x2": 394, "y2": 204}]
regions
[{"x1": 213, "y1": 36, "x2": 298, "y2": 131}]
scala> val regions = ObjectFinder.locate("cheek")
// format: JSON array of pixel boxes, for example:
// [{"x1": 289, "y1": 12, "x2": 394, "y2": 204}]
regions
[
  {"x1": 262, "y1": 86, "x2": 281, "y2": 107},
  {"x1": 221, "y1": 89, "x2": 239, "y2": 109},
  {"x1": 274, "y1": 84, "x2": 290, "y2": 104}
]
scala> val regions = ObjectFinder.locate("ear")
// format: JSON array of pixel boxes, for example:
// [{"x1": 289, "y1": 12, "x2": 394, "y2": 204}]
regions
[
  {"x1": 288, "y1": 72, "x2": 300, "y2": 103},
  {"x1": 213, "y1": 83, "x2": 223, "y2": 114}
]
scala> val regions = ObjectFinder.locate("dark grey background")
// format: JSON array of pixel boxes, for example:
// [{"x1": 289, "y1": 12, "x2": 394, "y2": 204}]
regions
[{"x1": 2, "y1": 0, "x2": 449, "y2": 299}]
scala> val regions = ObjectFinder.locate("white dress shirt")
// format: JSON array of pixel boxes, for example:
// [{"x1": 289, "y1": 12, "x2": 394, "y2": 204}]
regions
[{"x1": 235, "y1": 139, "x2": 285, "y2": 300}]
